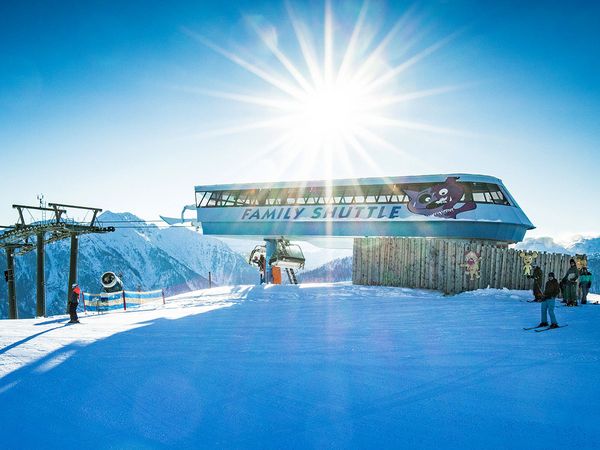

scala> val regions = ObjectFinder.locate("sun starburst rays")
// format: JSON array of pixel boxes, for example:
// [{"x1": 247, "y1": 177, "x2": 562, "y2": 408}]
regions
[{"x1": 187, "y1": 1, "x2": 466, "y2": 180}]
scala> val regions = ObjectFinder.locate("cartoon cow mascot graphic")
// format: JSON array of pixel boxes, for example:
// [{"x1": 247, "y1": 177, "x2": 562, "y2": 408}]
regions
[
  {"x1": 462, "y1": 250, "x2": 481, "y2": 280},
  {"x1": 519, "y1": 251, "x2": 539, "y2": 277}
]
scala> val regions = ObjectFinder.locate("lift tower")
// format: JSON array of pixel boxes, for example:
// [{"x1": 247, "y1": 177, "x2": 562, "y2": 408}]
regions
[{"x1": 0, "y1": 203, "x2": 114, "y2": 319}]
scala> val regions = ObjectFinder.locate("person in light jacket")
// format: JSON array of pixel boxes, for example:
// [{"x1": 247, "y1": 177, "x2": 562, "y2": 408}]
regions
[
  {"x1": 579, "y1": 268, "x2": 593, "y2": 305},
  {"x1": 562, "y1": 259, "x2": 579, "y2": 306}
]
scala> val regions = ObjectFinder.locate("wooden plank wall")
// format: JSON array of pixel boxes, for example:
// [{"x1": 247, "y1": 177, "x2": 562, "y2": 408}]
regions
[{"x1": 352, "y1": 237, "x2": 579, "y2": 294}]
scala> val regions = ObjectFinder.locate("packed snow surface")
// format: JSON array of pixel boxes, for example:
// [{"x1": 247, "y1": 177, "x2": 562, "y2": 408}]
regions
[{"x1": 1, "y1": 283, "x2": 599, "y2": 449}]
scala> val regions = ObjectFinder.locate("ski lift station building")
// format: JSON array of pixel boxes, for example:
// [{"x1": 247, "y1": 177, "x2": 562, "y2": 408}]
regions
[
  {"x1": 194, "y1": 174, "x2": 533, "y2": 243},
  {"x1": 189, "y1": 174, "x2": 581, "y2": 294}
]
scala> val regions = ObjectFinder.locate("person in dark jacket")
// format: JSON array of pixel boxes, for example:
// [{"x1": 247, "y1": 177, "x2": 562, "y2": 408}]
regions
[
  {"x1": 69, "y1": 283, "x2": 81, "y2": 323},
  {"x1": 562, "y1": 259, "x2": 579, "y2": 306},
  {"x1": 558, "y1": 278, "x2": 566, "y2": 303},
  {"x1": 538, "y1": 272, "x2": 560, "y2": 328},
  {"x1": 532, "y1": 265, "x2": 544, "y2": 301},
  {"x1": 258, "y1": 254, "x2": 266, "y2": 284}
]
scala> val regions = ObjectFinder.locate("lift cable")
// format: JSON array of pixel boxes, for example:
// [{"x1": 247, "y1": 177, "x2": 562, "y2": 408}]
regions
[{"x1": 97, "y1": 219, "x2": 169, "y2": 223}]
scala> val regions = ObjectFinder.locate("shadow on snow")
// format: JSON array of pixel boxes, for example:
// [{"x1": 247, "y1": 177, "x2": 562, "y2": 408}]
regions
[{"x1": 0, "y1": 284, "x2": 599, "y2": 449}]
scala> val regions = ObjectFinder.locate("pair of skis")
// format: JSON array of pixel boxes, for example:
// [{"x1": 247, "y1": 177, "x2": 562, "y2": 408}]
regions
[{"x1": 523, "y1": 324, "x2": 568, "y2": 332}]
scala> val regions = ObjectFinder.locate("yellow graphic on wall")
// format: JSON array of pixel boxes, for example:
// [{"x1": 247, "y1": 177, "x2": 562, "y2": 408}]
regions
[{"x1": 519, "y1": 251, "x2": 538, "y2": 277}]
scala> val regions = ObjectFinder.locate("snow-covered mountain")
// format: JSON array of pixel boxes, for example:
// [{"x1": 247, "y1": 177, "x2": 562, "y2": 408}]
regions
[
  {"x1": 149, "y1": 226, "x2": 254, "y2": 286},
  {"x1": 568, "y1": 236, "x2": 600, "y2": 255},
  {"x1": 515, "y1": 237, "x2": 569, "y2": 253},
  {"x1": 516, "y1": 235, "x2": 600, "y2": 255},
  {"x1": 298, "y1": 256, "x2": 353, "y2": 283},
  {"x1": 0, "y1": 212, "x2": 256, "y2": 319}
]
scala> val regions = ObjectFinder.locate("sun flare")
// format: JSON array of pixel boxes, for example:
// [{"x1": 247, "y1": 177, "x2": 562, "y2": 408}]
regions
[
  {"x1": 289, "y1": 79, "x2": 370, "y2": 145},
  {"x1": 183, "y1": 0, "x2": 462, "y2": 178}
]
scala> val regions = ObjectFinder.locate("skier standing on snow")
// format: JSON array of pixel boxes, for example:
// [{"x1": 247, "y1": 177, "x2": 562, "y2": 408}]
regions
[
  {"x1": 258, "y1": 254, "x2": 266, "y2": 284},
  {"x1": 69, "y1": 283, "x2": 81, "y2": 323},
  {"x1": 562, "y1": 259, "x2": 579, "y2": 306},
  {"x1": 532, "y1": 265, "x2": 544, "y2": 301},
  {"x1": 538, "y1": 272, "x2": 560, "y2": 328},
  {"x1": 578, "y1": 267, "x2": 592, "y2": 305}
]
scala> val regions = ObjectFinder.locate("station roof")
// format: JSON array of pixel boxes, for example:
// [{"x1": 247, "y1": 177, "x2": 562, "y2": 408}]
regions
[{"x1": 195, "y1": 173, "x2": 504, "y2": 192}]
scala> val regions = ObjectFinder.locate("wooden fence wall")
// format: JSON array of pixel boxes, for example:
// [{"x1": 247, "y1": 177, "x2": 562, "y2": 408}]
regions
[{"x1": 352, "y1": 237, "x2": 579, "y2": 294}]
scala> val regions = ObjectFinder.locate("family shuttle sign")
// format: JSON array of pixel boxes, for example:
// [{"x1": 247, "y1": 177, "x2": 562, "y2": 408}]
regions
[{"x1": 240, "y1": 205, "x2": 405, "y2": 221}]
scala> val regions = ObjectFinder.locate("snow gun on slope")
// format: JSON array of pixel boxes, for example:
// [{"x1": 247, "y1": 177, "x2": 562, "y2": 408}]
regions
[{"x1": 101, "y1": 272, "x2": 123, "y2": 293}]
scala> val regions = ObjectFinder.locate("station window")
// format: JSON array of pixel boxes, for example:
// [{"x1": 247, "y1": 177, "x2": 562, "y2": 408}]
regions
[
  {"x1": 468, "y1": 183, "x2": 510, "y2": 205},
  {"x1": 195, "y1": 181, "x2": 511, "y2": 207},
  {"x1": 195, "y1": 191, "x2": 210, "y2": 208}
]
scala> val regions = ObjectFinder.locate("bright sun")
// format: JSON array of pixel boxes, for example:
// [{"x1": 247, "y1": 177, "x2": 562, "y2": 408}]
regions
[
  {"x1": 184, "y1": 0, "x2": 461, "y2": 177},
  {"x1": 293, "y1": 81, "x2": 365, "y2": 143}
]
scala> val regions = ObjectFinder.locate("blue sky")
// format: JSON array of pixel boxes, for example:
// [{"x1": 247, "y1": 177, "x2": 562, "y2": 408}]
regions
[{"x1": 0, "y1": 0, "x2": 598, "y2": 238}]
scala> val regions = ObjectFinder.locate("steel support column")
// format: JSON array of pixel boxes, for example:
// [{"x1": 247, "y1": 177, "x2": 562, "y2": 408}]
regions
[
  {"x1": 67, "y1": 233, "x2": 78, "y2": 309},
  {"x1": 265, "y1": 239, "x2": 277, "y2": 284},
  {"x1": 36, "y1": 231, "x2": 45, "y2": 317},
  {"x1": 6, "y1": 247, "x2": 17, "y2": 319}
]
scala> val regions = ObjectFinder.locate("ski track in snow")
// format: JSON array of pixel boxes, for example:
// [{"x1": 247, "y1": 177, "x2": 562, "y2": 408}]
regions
[{"x1": 1, "y1": 283, "x2": 600, "y2": 449}]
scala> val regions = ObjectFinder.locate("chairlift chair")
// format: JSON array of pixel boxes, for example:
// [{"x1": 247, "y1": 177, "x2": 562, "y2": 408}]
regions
[
  {"x1": 247, "y1": 240, "x2": 305, "y2": 270},
  {"x1": 248, "y1": 245, "x2": 266, "y2": 267}
]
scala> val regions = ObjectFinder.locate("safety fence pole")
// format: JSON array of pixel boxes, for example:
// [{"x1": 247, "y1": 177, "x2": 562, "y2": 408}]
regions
[
  {"x1": 122, "y1": 291, "x2": 127, "y2": 310},
  {"x1": 162, "y1": 289, "x2": 166, "y2": 305}
]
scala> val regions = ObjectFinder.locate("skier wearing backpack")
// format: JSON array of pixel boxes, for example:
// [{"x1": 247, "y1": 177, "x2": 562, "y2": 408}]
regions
[
  {"x1": 532, "y1": 265, "x2": 544, "y2": 301},
  {"x1": 69, "y1": 283, "x2": 81, "y2": 323}
]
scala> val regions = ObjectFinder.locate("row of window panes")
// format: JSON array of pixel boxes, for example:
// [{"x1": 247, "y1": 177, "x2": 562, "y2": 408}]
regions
[{"x1": 196, "y1": 183, "x2": 510, "y2": 208}]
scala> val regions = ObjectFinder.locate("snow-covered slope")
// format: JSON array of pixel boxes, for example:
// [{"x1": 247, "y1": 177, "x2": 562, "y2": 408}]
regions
[
  {"x1": 1, "y1": 284, "x2": 599, "y2": 449},
  {"x1": 0, "y1": 212, "x2": 256, "y2": 319}
]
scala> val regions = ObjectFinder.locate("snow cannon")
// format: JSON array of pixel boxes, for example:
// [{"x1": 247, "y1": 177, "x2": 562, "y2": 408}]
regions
[{"x1": 101, "y1": 272, "x2": 123, "y2": 293}]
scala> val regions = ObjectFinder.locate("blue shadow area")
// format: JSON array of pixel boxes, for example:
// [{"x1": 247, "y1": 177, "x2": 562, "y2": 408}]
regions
[{"x1": 1, "y1": 285, "x2": 599, "y2": 449}]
